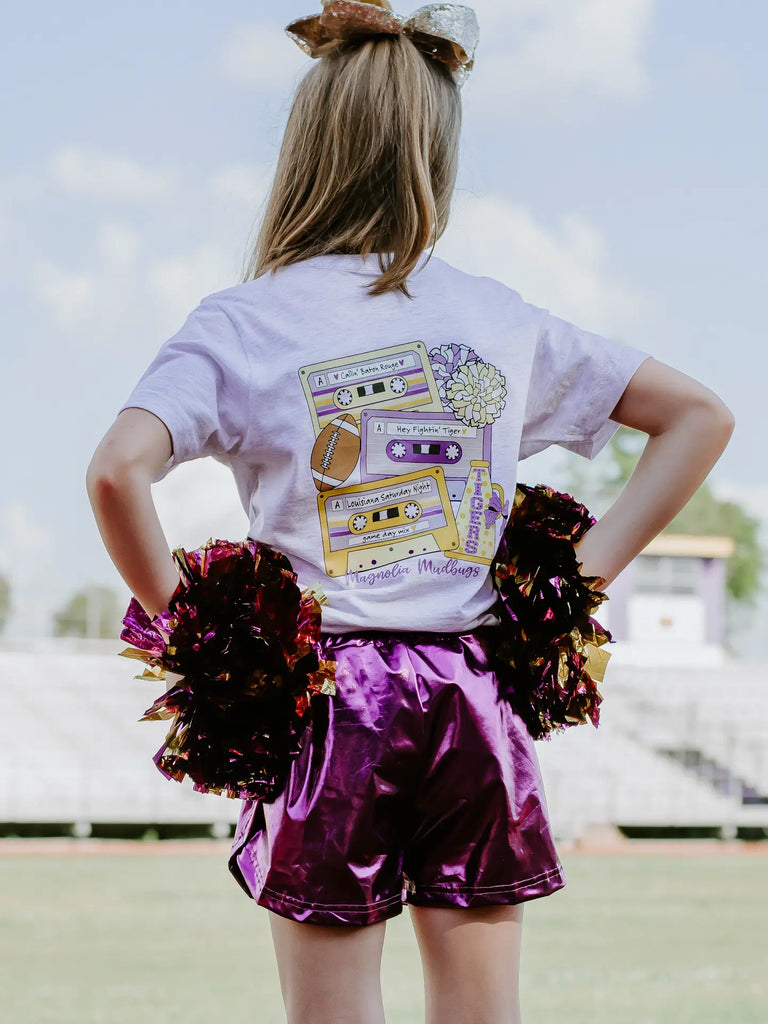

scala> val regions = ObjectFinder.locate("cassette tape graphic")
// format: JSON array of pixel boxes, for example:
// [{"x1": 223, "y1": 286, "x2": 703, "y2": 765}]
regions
[
  {"x1": 317, "y1": 467, "x2": 459, "y2": 576},
  {"x1": 299, "y1": 342, "x2": 443, "y2": 435},
  {"x1": 360, "y1": 411, "x2": 492, "y2": 503}
]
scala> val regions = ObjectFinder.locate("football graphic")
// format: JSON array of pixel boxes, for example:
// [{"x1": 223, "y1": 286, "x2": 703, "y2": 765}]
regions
[{"x1": 311, "y1": 413, "x2": 361, "y2": 491}]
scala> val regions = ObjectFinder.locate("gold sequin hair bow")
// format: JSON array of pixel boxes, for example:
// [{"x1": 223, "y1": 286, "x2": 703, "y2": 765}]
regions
[{"x1": 286, "y1": 0, "x2": 479, "y2": 86}]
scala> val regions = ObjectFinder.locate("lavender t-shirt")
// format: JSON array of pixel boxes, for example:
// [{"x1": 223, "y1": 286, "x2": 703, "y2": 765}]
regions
[{"x1": 119, "y1": 253, "x2": 651, "y2": 632}]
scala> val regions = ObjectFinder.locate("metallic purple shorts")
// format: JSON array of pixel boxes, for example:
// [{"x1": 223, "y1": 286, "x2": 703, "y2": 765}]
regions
[{"x1": 228, "y1": 630, "x2": 566, "y2": 926}]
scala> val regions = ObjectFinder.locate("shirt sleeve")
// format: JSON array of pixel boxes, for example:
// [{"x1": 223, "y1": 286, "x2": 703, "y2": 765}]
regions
[
  {"x1": 519, "y1": 310, "x2": 653, "y2": 461},
  {"x1": 118, "y1": 297, "x2": 252, "y2": 483}
]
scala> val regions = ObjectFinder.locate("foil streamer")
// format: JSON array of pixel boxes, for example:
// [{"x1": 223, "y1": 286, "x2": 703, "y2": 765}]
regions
[
  {"x1": 489, "y1": 483, "x2": 612, "y2": 741},
  {"x1": 119, "y1": 539, "x2": 336, "y2": 801}
]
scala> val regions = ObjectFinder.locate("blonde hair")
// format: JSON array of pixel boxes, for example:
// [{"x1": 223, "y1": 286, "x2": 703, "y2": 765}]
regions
[{"x1": 242, "y1": 34, "x2": 462, "y2": 297}]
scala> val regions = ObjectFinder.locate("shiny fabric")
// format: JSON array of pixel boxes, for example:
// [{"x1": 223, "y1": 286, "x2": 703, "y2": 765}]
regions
[
  {"x1": 228, "y1": 630, "x2": 566, "y2": 926},
  {"x1": 285, "y1": 1, "x2": 480, "y2": 87}
]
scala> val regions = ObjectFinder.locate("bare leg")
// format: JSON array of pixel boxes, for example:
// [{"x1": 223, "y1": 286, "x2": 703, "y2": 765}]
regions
[
  {"x1": 268, "y1": 910, "x2": 388, "y2": 1024},
  {"x1": 410, "y1": 903, "x2": 524, "y2": 1024}
]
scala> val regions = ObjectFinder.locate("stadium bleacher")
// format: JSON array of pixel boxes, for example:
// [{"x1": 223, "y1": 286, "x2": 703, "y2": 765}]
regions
[
  {"x1": 607, "y1": 664, "x2": 768, "y2": 800},
  {"x1": 0, "y1": 639, "x2": 239, "y2": 833}
]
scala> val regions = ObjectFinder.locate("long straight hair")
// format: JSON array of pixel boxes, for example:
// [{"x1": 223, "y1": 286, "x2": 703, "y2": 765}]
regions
[{"x1": 242, "y1": 33, "x2": 462, "y2": 297}]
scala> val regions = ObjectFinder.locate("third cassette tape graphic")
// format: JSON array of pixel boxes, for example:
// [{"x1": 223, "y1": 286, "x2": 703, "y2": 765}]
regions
[
  {"x1": 360, "y1": 410, "x2": 492, "y2": 503},
  {"x1": 317, "y1": 467, "x2": 458, "y2": 576},
  {"x1": 299, "y1": 342, "x2": 443, "y2": 435}
]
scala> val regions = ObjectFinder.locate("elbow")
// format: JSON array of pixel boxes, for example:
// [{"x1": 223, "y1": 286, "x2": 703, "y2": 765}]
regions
[
  {"x1": 86, "y1": 455, "x2": 156, "y2": 507},
  {"x1": 85, "y1": 457, "x2": 118, "y2": 506},
  {"x1": 682, "y1": 393, "x2": 736, "y2": 452},
  {"x1": 86, "y1": 455, "x2": 103, "y2": 496},
  {"x1": 719, "y1": 402, "x2": 736, "y2": 437},
  {"x1": 85, "y1": 455, "x2": 135, "y2": 503},
  {"x1": 706, "y1": 396, "x2": 735, "y2": 441}
]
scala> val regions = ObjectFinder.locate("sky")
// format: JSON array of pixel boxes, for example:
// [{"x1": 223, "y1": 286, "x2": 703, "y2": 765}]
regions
[{"x1": 1, "y1": 0, "x2": 766, "y2": 641}]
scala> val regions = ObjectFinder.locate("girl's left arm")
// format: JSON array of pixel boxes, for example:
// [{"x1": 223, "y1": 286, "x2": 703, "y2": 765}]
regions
[
  {"x1": 86, "y1": 407, "x2": 183, "y2": 619},
  {"x1": 572, "y1": 358, "x2": 735, "y2": 589}
]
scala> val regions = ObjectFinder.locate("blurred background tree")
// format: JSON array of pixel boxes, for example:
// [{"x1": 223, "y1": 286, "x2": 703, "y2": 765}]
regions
[
  {"x1": 52, "y1": 585, "x2": 123, "y2": 638},
  {"x1": 565, "y1": 426, "x2": 764, "y2": 606},
  {"x1": 0, "y1": 574, "x2": 11, "y2": 635}
]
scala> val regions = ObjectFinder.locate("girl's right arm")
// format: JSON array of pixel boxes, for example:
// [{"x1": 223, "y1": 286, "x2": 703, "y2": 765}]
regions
[
  {"x1": 86, "y1": 408, "x2": 183, "y2": 619},
  {"x1": 572, "y1": 357, "x2": 735, "y2": 589}
]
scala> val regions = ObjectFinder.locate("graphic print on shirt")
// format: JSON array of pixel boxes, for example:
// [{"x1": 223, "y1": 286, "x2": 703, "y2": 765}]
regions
[
  {"x1": 299, "y1": 341, "x2": 443, "y2": 436},
  {"x1": 299, "y1": 342, "x2": 507, "y2": 578}
]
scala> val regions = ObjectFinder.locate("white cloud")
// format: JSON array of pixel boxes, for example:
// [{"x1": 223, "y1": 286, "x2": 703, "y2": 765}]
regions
[
  {"x1": 210, "y1": 163, "x2": 274, "y2": 208},
  {"x1": 466, "y1": 0, "x2": 655, "y2": 107},
  {"x1": 217, "y1": 21, "x2": 311, "y2": 89},
  {"x1": 96, "y1": 221, "x2": 142, "y2": 271},
  {"x1": 51, "y1": 146, "x2": 175, "y2": 202},
  {"x1": 436, "y1": 190, "x2": 649, "y2": 336},
  {"x1": 34, "y1": 221, "x2": 142, "y2": 331},
  {"x1": 34, "y1": 263, "x2": 99, "y2": 329},
  {"x1": 147, "y1": 242, "x2": 240, "y2": 331},
  {"x1": 33, "y1": 222, "x2": 237, "y2": 337},
  {"x1": 152, "y1": 459, "x2": 249, "y2": 551}
]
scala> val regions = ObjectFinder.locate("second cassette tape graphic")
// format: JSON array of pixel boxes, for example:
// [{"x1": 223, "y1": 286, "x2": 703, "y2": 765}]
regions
[
  {"x1": 317, "y1": 467, "x2": 458, "y2": 576},
  {"x1": 360, "y1": 410, "x2": 492, "y2": 503}
]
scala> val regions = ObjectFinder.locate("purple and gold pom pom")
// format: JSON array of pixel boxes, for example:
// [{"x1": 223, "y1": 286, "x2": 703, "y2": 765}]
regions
[
  {"x1": 119, "y1": 539, "x2": 336, "y2": 801},
  {"x1": 490, "y1": 483, "x2": 612, "y2": 740}
]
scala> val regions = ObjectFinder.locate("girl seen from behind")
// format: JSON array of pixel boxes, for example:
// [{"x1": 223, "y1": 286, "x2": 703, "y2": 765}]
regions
[{"x1": 87, "y1": 3, "x2": 735, "y2": 1022}]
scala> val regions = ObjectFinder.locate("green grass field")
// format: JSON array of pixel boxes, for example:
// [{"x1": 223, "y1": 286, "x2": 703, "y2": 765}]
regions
[{"x1": 1, "y1": 845, "x2": 766, "y2": 1023}]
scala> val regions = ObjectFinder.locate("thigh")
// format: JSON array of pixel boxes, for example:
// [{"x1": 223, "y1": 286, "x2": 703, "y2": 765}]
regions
[
  {"x1": 269, "y1": 911, "x2": 388, "y2": 1024},
  {"x1": 404, "y1": 636, "x2": 565, "y2": 906},
  {"x1": 231, "y1": 635, "x2": 423, "y2": 926},
  {"x1": 410, "y1": 903, "x2": 524, "y2": 1024}
]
